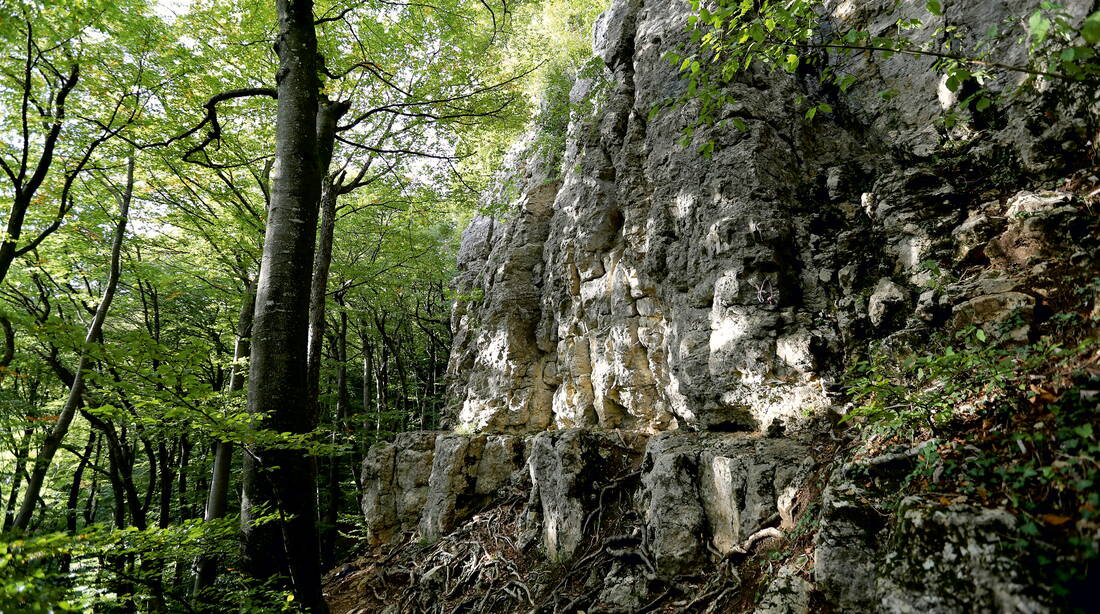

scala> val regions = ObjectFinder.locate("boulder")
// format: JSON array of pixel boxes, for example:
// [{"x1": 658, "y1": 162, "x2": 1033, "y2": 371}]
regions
[{"x1": 868, "y1": 278, "x2": 909, "y2": 329}]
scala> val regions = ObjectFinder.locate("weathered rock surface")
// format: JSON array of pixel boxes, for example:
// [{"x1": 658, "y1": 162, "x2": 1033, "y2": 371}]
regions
[
  {"x1": 419, "y1": 434, "x2": 527, "y2": 540},
  {"x1": 639, "y1": 432, "x2": 813, "y2": 574},
  {"x1": 525, "y1": 429, "x2": 647, "y2": 559},
  {"x1": 754, "y1": 567, "x2": 813, "y2": 614},
  {"x1": 359, "y1": 431, "x2": 438, "y2": 547},
  {"x1": 361, "y1": 432, "x2": 527, "y2": 544},
  {"x1": 815, "y1": 448, "x2": 1056, "y2": 613},
  {"x1": 445, "y1": 0, "x2": 1094, "y2": 436}
]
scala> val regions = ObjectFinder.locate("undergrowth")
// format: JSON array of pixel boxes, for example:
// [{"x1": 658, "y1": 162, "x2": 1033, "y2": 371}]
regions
[{"x1": 841, "y1": 280, "x2": 1100, "y2": 605}]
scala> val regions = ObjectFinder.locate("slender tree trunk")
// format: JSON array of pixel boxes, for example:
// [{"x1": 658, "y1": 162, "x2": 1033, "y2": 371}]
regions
[
  {"x1": 240, "y1": 1, "x2": 328, "y2": 610},
  {"x1": 320, "y1": 308, "x2": 348, "y2": 569},
  {"x1": 3, "y1": 427, "x2": 33, "y2": 530},
  {"x1": 66, "y1": 431, "x2": 96, "y2": 533},
  {"x1": 378, "y1": 343, "x2": 389, "y2": 431},
  {"x1": 178, "y1": 435, "x2": 192, "y2": 519},
  {"x1": 158, "y1": 440, "x2": 174, "y2": 529},
  {"x1": 305, "y1": 101, "x2": 349, "y2": 414},
  {"x1": 103, "y1": 444, "x2": 134, "y2": 610},
  {"x1": 141, "y1": 435, "x2": 158, "y2": 520},
  {"x1": 193, "y1": 284, "x2": 254, "y2": 601},
  {"x1": 84, "y1": 435, "x2": 102, "y2": 525},
  {"x1": 61, "y1": 431, "x2": 96, "y2": 573},
  {"x1": 12, "y1": 156, "x2": 133, "y2": 531},
  {"x1": 105, "y1": 435, "x2": 127, "y2": 529},
  {"x1": 361, "y1": 333, "x2": 374, "y2": 431}
]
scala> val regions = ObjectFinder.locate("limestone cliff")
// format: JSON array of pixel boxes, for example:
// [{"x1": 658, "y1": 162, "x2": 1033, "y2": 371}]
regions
[
  {"x1": 446, "y1": 0, "x2": 1096, "y2": 435},
  {"x1": 331, "y1": 0, "x2": 1100, "y2": 612}
]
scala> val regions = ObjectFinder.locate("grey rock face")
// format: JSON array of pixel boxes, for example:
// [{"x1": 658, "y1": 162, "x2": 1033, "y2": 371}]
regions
[
  {"x1": 639, "y1": 433, "x2": 813, "y2": 574},
  {"x1": 988, "y1": 191, "x2": 1079, "y2": 268},
  {"x1": 449, "y1": 0, "x2": 850, "y2": 434},
  {"x1": 419, "y1": 433, "x2": 527, "y2": 541},
  {"x1": 446, "y1": 0, "x2": 1093, "y2": 436},
  {"x1": 868, "y1": 278, "x2": 909, "y2": 329},
  {"x1": 526, "y1": 429, "x2": 647, "y2": 560},
  {"x1": 413, "y1": 0, "x2": 1097, "y2": 610},
  {"x1": 816, "y1": 450, "x2": 1056, "y2": 613},
  {"x1": 754, "y1": 567, "x2": 813, "y2": 614},
  {"x1": 361, "y1": 432, "x2": 526, "y2": 545},
  {"x1": 951, "y1": 292, "x2": 1036, "y2": 342},
  {"x1": 878, "y1": 503, "x2": 1052, "y2": 613},
  {"x1": 360, "y1": 431, "x2": 439, "y2": 547},
  {"x1": 361, "y1": 429, "x2": 812, "y2": 575}
]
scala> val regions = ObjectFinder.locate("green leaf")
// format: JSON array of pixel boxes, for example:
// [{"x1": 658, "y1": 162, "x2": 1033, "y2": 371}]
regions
[
  {"x1": 975, "y1": 328, "x2": 986, "y2": 343},
  {"x1": 1082, "y1": 11, "x2": 1100, "y2": 44},
  {"x1": 926, "y1": 1, "x2": 943, "y2": 16},
  {"x1": 1029, "y1": 10, "x2": 1051, "y2": 44}
]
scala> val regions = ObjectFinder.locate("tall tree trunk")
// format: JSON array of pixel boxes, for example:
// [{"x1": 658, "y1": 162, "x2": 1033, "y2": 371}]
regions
[
  {"x1": 320, "y1": 308, "x2": 348, "y2": 569},
  {"x1": 305, "y1": 100, "x2": 349, "y2": 412},
  {"x1": 177, "y1": 435, "x2": 192, "y2": 519},
  {"x1": 104, "y1": 433, "x2": 127, "y2": 529},
  {"x1": 158, "y1": 440, "x2": 174, "y2": 529},
  {"x1": 192, "y1": 284, "x2": 254, "y2": 601},
  {"x1": 103, "y1": 443, "x2": 134, "y2": 610},
  {"x1": 84, "y1": 434, "x2": 102, "y2": 525},
  {"x1": 240, "y1": 1, "x2": 328, "y2": 610},
  {"x1": 12, "y1": 156, "x2": 133, "y2": 531},
  {"x1": 361, "y1": 333, "x2": 374, "y2": 429}
]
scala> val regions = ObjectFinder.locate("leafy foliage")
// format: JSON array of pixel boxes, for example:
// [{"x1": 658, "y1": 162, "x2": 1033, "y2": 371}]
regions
[
  {"x1": 843, "y1": 290, "x2": 1100, "y2": 601},
  {"x1": 659, "y1": 0, "x2": 1100, "y2": 147}
]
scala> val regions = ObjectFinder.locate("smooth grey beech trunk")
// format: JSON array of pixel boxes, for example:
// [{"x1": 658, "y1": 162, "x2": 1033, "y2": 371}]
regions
[
  {"x1": 12, "y1": 156, "x2": 133, "y2": 531},
  {"x1": 239, "y1": 0, "x2": 328, "y2": 611}
]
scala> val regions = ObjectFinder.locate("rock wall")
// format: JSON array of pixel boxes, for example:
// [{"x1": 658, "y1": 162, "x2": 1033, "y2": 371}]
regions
[
  {"x1": 355, "y1": 429, "x2": 1061, "y2": 613},
  {"x1": 446, "y1": 0, "x2": 1096, "y2": 435},
  {"x1": 347, "y1": 0, "x2": 1099, "y2": 612},
  {"x1": 360, "y1": 429, "x2": 814, "y2": 579}
]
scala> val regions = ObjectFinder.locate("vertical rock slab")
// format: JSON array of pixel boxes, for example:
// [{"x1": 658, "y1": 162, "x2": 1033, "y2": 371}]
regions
[
  {"x1": 360, "y1": 431, "x2": 439, "y2": 547},
  {"x1": 419, "y1": 434, "x2": 488, "y2": 541},
  {"x1": 419, "y1": 434, "x2": 528, "y2": 541},
  {"x1": 446, "y1": 162, "x2": 562, "y2": 434},
  {"x1": 527, "y1": 429, "x2": 647, "y2": 560},
  {"x1": 639, "y1": 433, "x2": 813, "y2": 574},
  {"x1": 700, "y1": 438, "x2": 814, "y2": 554},
  {"x1": 638, "y1": 433, "x2": 708, "y2": 574},
  {"x1": 362, "y1": 433, "x2": 528, "y2": 545}
]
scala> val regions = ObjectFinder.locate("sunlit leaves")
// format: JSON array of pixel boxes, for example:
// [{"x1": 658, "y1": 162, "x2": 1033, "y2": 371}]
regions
[{"x1": 664, "y1": 0, "x2": 1100, "y2": 143}]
